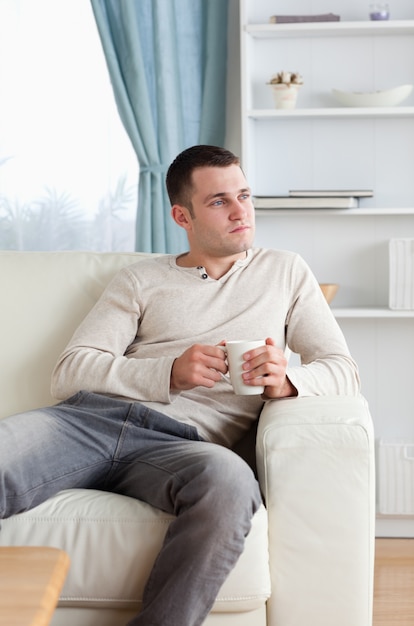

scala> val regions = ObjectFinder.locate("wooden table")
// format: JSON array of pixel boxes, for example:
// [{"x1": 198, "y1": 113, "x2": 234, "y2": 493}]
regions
[
  {"x1": 0, "y1": 547, "x2": 70, "y2": 626},
  {"x1": 373, "y1": 538, "x2": 414, "y2": 625}
]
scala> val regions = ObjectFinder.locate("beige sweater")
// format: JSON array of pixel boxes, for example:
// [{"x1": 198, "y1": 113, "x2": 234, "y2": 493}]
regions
[{"x1": 51, "y1": 248, "x2": 360, "y2": 447}]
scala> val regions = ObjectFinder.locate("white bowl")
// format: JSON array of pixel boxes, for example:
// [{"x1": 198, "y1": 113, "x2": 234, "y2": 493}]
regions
[{"x1": 331, "y1": 84, "x2": 413, "y2": 107}]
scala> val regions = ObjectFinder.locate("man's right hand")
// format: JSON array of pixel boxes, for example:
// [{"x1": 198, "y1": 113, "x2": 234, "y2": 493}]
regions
[{"x1": 170, "y1": 344, "x2": 228, "y2": 391}]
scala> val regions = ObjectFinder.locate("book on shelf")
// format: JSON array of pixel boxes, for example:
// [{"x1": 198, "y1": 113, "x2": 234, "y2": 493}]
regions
[
  {"x1": 289, "y1": 189, "x2": 373, "y2": 198},
  {"x1": 389, "y1": 239, "x2": 414, "y2": 310},
  {"x1": 254, "y1": 196, "x2": 359, "y2": 209},
  {"x1": 269, "y1": 13, "x2": 340, "y2": 24}
]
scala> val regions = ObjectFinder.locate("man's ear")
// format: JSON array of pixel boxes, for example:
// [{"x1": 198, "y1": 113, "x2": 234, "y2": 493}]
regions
[{"x1": 171, "y1": 204, "x2": 192, "y2": 231}]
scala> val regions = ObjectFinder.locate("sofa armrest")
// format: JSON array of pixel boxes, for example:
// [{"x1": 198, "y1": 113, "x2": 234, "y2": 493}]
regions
[{"x1": 256, "y1": 395, "x2": 375, "y2": 626}]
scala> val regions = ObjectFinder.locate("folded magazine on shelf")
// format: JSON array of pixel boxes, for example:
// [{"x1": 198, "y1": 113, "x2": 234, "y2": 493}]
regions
[
  {"x1": 254, "y1": 196, "x2": 359, "y2": 209},
  {"x1": 269, "y1": 14, "x2": 340, "y2": 24},
  {"x1": 289, "y1": 189, "x2": 373, "y2": 198}
]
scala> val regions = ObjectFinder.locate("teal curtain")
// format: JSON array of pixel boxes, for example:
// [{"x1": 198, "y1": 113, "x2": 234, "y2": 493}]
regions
[{"x1": 91, "y1": 0, "x2": 229, "y2": 253}]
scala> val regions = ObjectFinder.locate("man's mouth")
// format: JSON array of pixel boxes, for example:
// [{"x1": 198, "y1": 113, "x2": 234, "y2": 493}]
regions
[{"x1": 230, "y1": 224, "x2": 250, "y2": 233}]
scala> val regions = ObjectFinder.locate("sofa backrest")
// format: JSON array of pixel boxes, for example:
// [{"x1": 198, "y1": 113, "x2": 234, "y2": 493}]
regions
[{"x1": 0, "y1": 251, "x2": 152, "y2": 419}]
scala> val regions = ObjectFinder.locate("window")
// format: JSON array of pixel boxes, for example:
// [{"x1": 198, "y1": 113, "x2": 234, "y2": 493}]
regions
[{"x1": 0, "y1": 0, "x2": 138, "y2": 251}]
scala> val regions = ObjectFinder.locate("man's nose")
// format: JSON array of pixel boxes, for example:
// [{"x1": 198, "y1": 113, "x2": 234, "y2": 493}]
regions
[{"x1": 230, "y1": 200, "x2": 247, "y2": 219}]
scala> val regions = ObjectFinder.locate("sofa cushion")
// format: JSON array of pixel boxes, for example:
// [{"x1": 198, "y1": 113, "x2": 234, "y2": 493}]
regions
[
  {"x1": 0, "y1": 251, "x2": 148, "y2": 419},
  {"x1": 0, "y1": 489, "x2": 271, "y2": 613}
]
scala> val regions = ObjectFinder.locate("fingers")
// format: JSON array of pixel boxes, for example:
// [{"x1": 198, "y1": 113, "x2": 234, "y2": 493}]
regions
[
  {"x1": 171, "y1": 344, "x2": 227, "y2": 391},
  {"x1": 242, "y1": 343, "x2": 286, "y2": 376},
  {"x1": 210, "y1": 345, "x2": 228, "y2": 374},
  {"x1": 240, "y1": 339, "x2": 297, "y2": 398},
  {"x1": 241, "y1": 340, "x2": 288, "y2": 389}
]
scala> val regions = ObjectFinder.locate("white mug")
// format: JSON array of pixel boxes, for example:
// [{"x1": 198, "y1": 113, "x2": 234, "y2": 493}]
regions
[{"x1": 221, "y1": 340, "x2": 266, "y2": 395}]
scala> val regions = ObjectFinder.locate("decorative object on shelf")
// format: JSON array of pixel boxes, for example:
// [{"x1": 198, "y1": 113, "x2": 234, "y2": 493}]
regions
[
  {"x1": 319, "y1": 283, "x2": 339, "y2": 304},
  {"x1": 289, "y1": 189, "x2": 373, "y2": 198},
  {"x1": 389, "y1": 238, "x2": 414, "y2": 310},
  {"x1": 369, "y1": 3, "x2": 390, "y2": 20},
  {"x1": 269, "y1": 13, "x2": 340, "y2": 24},
  {"x1": 331, "y1": 84, "x2": 413, "y2": 107},
  {"x1": 267, "y1": 71, "x2": 303, "y2": 109},
  {"x1": 254, "y1": 196, "x2": 358, "y2": 209}
]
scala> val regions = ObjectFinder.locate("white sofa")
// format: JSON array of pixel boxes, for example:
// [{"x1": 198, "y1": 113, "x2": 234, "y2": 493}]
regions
[{"x1": 0, "y1": 251, "x2": 375, "y2": 626}]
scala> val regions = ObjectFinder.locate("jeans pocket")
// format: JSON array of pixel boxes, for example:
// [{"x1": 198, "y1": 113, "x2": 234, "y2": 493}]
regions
[
  {"x1": 131, "y1": 404, "x2": 204, "y2": 442},
  {"x1": 57, "y1": 390, "x2": 90, "y2": 407}
]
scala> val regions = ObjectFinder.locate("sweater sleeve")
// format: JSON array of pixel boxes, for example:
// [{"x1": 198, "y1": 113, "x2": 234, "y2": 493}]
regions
[
  {"x1": 284, "y1": 255, "x2": 361, "y2": 396},
  {"x1": 51, "y1": 267, "x2": 176, "y2": 402}
]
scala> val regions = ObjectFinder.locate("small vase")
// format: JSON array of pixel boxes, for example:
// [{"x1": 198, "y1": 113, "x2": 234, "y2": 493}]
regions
[{"x1": 271, "y1": 83, "x2": 301, "y2": 110}]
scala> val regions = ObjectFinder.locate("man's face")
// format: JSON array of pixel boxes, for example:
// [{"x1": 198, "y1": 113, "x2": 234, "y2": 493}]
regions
[{"x1": 184, "y1": 164, "x2": 255, "y2": 259}]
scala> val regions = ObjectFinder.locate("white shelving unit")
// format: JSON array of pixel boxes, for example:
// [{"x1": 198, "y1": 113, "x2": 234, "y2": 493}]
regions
[{"x1": 240, "y1": 0, "x2": 414, "y2": 536}]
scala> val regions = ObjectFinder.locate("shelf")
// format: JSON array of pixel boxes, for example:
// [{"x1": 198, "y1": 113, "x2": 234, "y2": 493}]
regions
[
  {"x1": 332, "y1": 307, "x2": 414, "y2": 318},
  {"x1": 245, "y1": 20, "x2": 414, "y2": 39},
  {"x1": 248, "y1": 107, "x2": 414, "y2": 120},
  {"x1": 243, "y1": 1, "x2": 414, "y2": 477},
  {"x1": 255, "y1": 208, "x2": 414, "y2": 216}
]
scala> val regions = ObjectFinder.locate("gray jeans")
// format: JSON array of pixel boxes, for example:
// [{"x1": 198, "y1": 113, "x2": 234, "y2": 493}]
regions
[{"x1": 0, "y1": 391, "x2": 262, "y2": 626}]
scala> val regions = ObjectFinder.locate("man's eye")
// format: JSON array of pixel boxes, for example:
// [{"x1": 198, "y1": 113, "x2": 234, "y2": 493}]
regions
[{"x1": 213, "y1": 199, "x2": 224, "y2": 206}]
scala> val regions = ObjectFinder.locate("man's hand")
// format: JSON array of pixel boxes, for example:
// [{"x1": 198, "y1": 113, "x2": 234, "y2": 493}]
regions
[
  {"x1": 170, "y1": 343, "x2": 228, "y2": 391},
  {"x1": 241, "y1": 337, "x2": 298, "y2": 398}
]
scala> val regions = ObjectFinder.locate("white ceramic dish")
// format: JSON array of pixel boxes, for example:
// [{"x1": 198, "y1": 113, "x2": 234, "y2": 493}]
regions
[{"x1": 331, "y1": 84, "x2": 413, "y2": 107}]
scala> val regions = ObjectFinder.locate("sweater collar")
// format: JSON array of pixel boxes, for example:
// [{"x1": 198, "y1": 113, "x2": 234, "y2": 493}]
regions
[{"x1": 171, "y1": 248, "x2": 253, "y2": 281}]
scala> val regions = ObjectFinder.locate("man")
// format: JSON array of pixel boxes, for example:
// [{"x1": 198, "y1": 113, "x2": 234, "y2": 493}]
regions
[{"x1": 0, "y1": 145, "x2": 360, "y2": 626}]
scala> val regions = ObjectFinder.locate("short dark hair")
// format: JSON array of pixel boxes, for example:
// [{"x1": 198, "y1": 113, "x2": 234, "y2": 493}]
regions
[{"x1": 166, "y1": 145, "x2": 240, "y2": 214}]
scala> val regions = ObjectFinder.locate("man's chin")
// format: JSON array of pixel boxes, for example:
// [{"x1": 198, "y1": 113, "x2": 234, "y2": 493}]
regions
[
  {"x1": 225, "y1": 241, "x2": 253, "y2": 257},
  {"x1": 234, "y1": 234, "x2": 254, "y2": 252}
]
